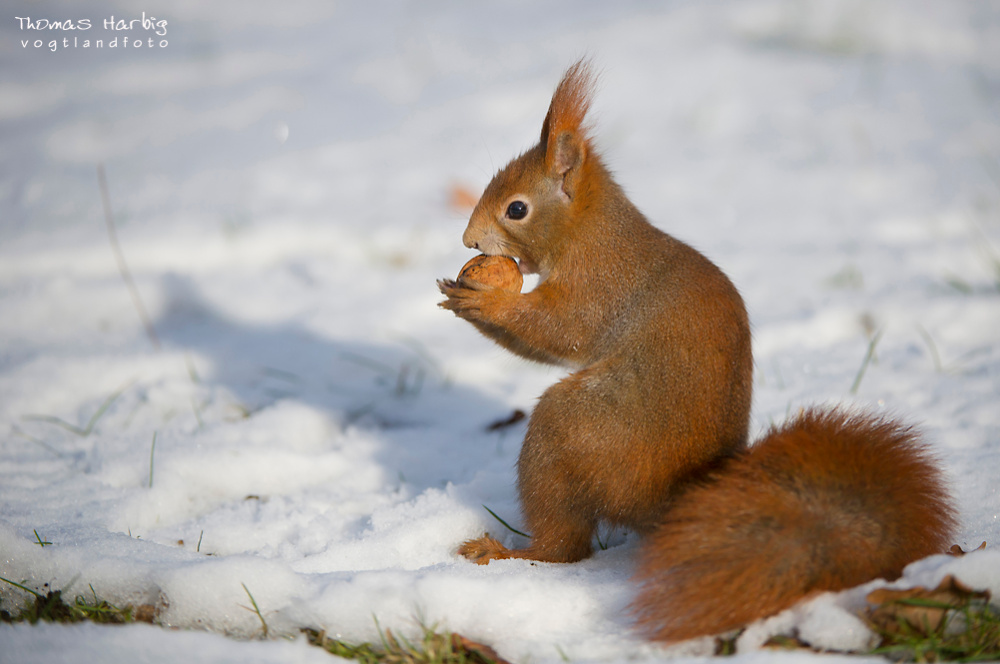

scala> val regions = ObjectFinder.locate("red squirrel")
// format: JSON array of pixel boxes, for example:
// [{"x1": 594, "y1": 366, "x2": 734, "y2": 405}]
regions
[{"x1": 438, "y1": 60, "x2": 956, "y2": 643}]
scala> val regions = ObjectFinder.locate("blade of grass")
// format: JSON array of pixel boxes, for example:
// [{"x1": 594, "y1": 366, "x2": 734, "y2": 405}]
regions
[
  {"x1": 341, "y1": 351, "x2": 397, "y2": 378},
  {"x1": 20, "y1": 414, "x2": 89, "y2": 437},
  {"x1": 185, "y1": 354, "x2": 201, "y2": 384},
  {"x1": 915, "y1": 324, "x2": 944, "y2": 373},
  {"x1": 97, "y1": 163, "x2": 160, "y2": 350},
  {"x1": 23, "y1": 380, "x2": 133, "y2": 437},
  {"x1": 148, "y1": 432, "x2": 157, "y2": 488},
  {"x1": 191, "y1": 397, "x2": 205, "y2": 429},
  {"x1": 260, "y1": 367, "x2": 301, "y2": 383},
  {"x1": 482, "y1": 505, "x2": 530, "y2": 538},
  {"x1": 10, "y1": 426, "x2": 63, "y2": 456},
  {"x1": 241, "y1": 582, "x2": 268, "y2": 638},
  {"x1": 0, "y1": 575, "x2": 44, "y2": 599},
  {"x1": 395, "y1": 335, "x2": 446, "y2": 378},
  {"x1": 850, "y1": 329, "x2": 884, "y2": 395}
]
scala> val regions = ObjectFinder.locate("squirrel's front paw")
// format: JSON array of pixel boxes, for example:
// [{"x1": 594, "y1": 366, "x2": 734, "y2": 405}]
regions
[
  {"x1": 457, "y1": 534, "x2": 510, "y2": 564},
  {"x1": 437, "y1": 278, "x2": 489, "y2": 319}
]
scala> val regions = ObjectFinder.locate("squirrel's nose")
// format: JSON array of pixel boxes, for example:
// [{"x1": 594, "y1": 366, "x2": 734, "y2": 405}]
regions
[{"x1": 462, "y1": 226, "x2": 479, "y2": 250}]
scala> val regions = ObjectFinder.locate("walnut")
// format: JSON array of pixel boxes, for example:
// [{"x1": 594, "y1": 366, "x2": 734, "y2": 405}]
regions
[{"x1": 458, "y1": 255, "x2": 523, "y2": 292}]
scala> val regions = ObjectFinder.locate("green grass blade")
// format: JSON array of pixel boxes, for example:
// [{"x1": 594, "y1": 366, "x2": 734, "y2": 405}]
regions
[
  {"x1": 241, "y1": 583, "x2": 268, "y2": 638},
  {"x1": 148, "y1": 431, "x2": 157, "y2": 488},
  {"x1": 0, "y1": 575, "x2": 44, "y2": 599},
  {"x1": 482, "y1": 505, "x2": 530, "y2": 538},
  {"x1": 850, "y1": 329, "x2": 884, "y2": 395}
]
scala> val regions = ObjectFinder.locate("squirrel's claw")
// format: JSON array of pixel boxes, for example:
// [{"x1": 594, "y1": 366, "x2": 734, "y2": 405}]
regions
[
  {"x1": 438, "y1": 277, "x2": 491, "y2": 317},
  {"x1": 457, "y1": 534, "x2": 510, "y2": 565}
]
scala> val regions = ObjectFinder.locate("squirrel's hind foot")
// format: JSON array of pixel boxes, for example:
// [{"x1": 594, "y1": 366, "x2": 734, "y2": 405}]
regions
[{"x1": 457, "y1": 534, "x2": 510, "y2": 564}]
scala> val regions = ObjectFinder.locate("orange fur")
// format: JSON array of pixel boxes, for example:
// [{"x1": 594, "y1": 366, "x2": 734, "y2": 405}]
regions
[
  {"x1": 540, "y1": 59, "x2": 596, "y2": 174},
  {"x1": 438, "y1": 60, "x2": 956, "y2": 643},
  {"x1": 632, "y1": 409, "x2": 956, "y2": 642}
]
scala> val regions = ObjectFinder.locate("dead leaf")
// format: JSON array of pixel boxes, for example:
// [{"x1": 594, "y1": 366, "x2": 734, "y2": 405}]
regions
[
  {"x1": 134, "y1": 604, "x2": 158, "y2": 623},
  {"x1": 763, "y1": 634, "x2": 811, "y2": 651},
  {"x1": 451, "y1": 633, "x2": 513, "y2": 664},
  {"x1": 866, "y1": 575, "x2": 991, "y2": 637},
  {"x1": 948, "y1": 541, "x2": 987, "y2": 556},
  {"x1": 486, "y1": 409, "x2": 526, "y2": 432},
  {"x1": 449, "y1": 183, "x2": 481, "y2": 213}
]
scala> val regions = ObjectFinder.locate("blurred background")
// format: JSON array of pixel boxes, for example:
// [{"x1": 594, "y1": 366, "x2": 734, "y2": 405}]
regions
[
  {"x1": 3, "y1": 0, "x2": 999, "y2": 453},
  {"x1": 6, "y1": 0, "x2": 998, "y2": 247}
]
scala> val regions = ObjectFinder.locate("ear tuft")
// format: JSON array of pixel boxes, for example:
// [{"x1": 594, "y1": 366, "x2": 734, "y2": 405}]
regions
[{"x1": 540, "y1": 59, "x2": 597, "y2": 170}]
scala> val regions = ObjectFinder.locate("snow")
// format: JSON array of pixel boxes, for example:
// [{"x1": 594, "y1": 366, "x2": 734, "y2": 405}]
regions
[
  {"x1": 4, "y1": 621, "x2": 339, "y2": 664},
  {"x1": 2, "y1": 0, "x2": 999, "y2": 662}
]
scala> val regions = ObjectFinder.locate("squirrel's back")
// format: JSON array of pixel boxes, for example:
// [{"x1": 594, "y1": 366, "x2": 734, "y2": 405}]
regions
[{"x1": 632, "y1": 408, "x2": 957, "y2": 642}]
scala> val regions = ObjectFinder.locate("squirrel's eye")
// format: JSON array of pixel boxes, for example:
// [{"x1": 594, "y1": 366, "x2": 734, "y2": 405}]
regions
[{"x1": 506, "y1": 200, "x2": 528, "y2": 220}]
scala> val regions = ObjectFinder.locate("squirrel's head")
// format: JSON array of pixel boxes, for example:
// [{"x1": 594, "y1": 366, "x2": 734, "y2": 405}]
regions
[{"x1": 463, "y1": 59, "x2": 598, "y2": 279}]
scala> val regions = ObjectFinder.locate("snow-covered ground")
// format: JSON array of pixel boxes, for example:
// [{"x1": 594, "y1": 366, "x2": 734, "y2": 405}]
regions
[{"x1": 2, "y1": 1, "x2": 999, "y2": 662}]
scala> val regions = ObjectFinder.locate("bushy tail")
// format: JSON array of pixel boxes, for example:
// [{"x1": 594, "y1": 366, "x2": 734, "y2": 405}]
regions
[{"x1": 632, "y1": 408, "x2": 957, "y2": 643}]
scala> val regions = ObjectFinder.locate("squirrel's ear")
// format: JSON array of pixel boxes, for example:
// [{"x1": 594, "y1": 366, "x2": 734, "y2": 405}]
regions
[
  {"x1": 548, "y1": 131, "x2": 584, "y2": 200},
  {"x1": 540, "y1": 59, "x2": 595, "y2": 200}
]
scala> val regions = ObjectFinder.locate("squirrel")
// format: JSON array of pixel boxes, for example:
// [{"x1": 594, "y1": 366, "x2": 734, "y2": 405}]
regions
[{"x1": 438, "y1": 60, "x2": 956, "y2": 643}]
